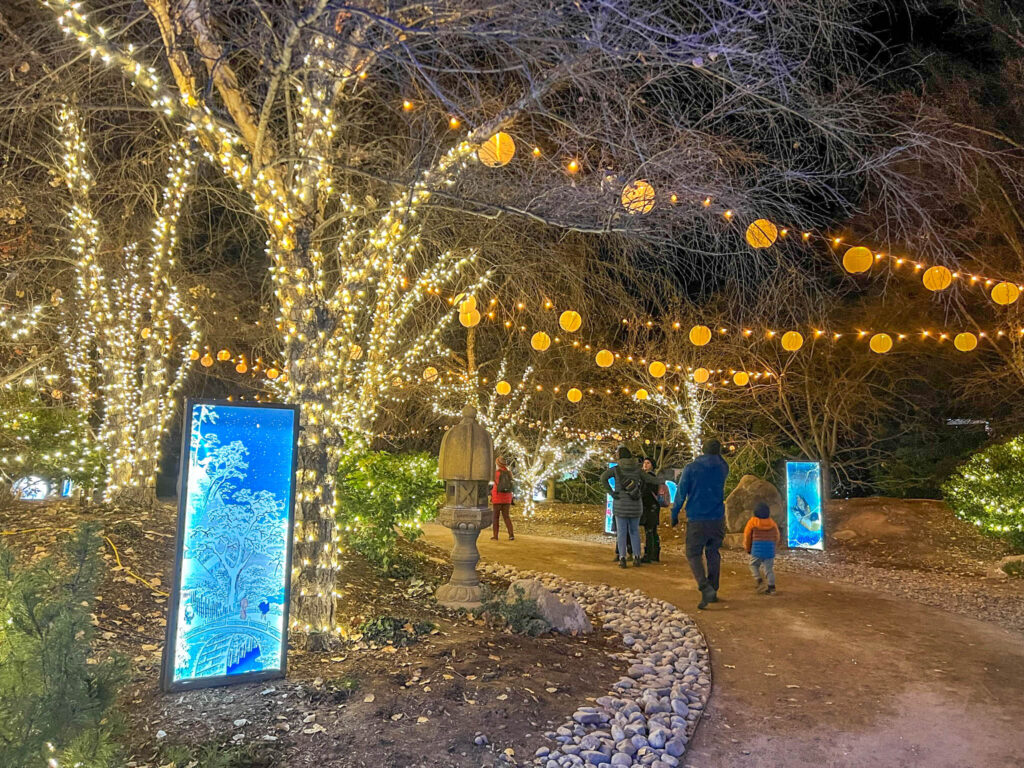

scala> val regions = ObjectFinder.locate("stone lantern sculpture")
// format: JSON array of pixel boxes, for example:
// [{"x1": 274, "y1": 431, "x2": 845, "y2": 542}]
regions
[{"x1": 435, "y1": 405, "x2": 494, "y2": 609}]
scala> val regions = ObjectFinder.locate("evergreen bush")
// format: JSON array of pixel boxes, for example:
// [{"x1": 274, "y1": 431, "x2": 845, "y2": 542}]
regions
[
  {"x1": 943, "y1": 436, "x2": 1024, "y2": 550},
  {"x1": 335, "y1": 452, "x2": 443, "y2": 571},
  {"x1": 0, "y1": 523, "x2": 126, "y2": 768}
]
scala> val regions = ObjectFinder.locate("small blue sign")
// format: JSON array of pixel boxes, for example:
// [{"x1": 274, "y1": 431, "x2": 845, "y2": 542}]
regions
[
  {"x1": 786, "y1": 461, "x2": 824, "y2": 550},
  {"x1": 604, "y1": 462, "x2": 616, "y2": 534},
  {"x1": 162, "y1": 400, "x2": 299, "y2": 691}
]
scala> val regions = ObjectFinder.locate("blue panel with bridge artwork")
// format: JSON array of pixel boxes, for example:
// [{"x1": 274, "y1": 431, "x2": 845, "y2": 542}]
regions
[
  {"x1": 162, "y1": 400, "x2": 299, "y2": 690},
  {"x1": 786, "y1": 461, "x2": 824, "y2": 550}
]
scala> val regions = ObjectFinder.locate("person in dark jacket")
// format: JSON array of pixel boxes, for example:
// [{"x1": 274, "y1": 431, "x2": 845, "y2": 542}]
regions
[
  {"x1": 671, "y1": 438, "x2": 730, "y2": 609},
  {"x1": 601, "y1": 447, "x2": 657, "y2": 568},
  {"x1": 640, "y1": 458, "x2": 662, "y2": 563}
]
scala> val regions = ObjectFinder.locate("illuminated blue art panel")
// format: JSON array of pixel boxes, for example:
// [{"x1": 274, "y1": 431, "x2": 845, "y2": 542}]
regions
[
  {"x1": 786, "y1": 461, "x2": 824, "y2": 550},
  {"x1": 162, "y1": 400, "x2": 299, "y2": 691},
  {"x1": 604, "y1": 462, "x2": 616, "y2": 534}
]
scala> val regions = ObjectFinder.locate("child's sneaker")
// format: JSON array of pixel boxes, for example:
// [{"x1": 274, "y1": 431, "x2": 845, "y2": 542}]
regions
[
  {"x1": 754, "y1": 577, "x2": 763, "y2": 592},
  {"x1": 766, "y1": 585, "x2": 776, "y2": 595}
]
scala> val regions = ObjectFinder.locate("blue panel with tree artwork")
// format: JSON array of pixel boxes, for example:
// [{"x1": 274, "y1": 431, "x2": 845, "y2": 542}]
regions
[
  {"x1": 162, "y1": 400, "x2": 299, "y2": 691},
  {"x1": 786, "y1": 461, "x2": 824, "y2": 550}
]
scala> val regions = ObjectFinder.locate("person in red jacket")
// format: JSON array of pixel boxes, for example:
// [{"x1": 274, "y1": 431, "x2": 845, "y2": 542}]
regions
[{"x1": 491, "y1": 456, "x2": 515, "y2": 541}]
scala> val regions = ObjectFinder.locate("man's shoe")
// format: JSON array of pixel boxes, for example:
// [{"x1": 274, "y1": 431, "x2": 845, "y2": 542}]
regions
[
  {"x1": 700, "y1": 584, "x2": 717, "y2": 606},
  {"x1": 619, "y1": 558, "x2": 628, "y2": 569},
  {"x1": 633, "y1": 556, "x2": 643, "y2": 567}
]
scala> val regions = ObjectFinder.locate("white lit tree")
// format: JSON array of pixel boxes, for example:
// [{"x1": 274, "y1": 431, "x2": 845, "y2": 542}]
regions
[{"x1": 56, "y1": 105, "x2": 200, "y2": 504}]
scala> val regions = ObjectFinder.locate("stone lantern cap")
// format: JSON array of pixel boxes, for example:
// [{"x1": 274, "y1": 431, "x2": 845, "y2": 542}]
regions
[{"x1": 438, "y1": 405, "x2": 493, "y2": 481}]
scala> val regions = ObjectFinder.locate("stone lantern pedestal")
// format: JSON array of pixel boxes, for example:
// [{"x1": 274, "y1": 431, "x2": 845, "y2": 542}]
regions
[{"x1": 435, "y1": 405, "x2": 493, "y2": 610}]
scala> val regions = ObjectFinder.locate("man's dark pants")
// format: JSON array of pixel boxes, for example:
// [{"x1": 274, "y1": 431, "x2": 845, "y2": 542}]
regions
[{"x1": 685, "y1": 518, "x2": 725, "y2": 592}]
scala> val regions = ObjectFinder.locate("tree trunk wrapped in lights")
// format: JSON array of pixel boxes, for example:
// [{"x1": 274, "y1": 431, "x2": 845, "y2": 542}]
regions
[{"x1": 56, "y1": 106, "x2": 200, "y2": 504}]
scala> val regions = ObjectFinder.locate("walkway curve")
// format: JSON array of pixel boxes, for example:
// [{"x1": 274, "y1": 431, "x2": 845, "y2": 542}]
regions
[{"x1": 423, "y1": 524, "x2": 1024, "y2": 768}]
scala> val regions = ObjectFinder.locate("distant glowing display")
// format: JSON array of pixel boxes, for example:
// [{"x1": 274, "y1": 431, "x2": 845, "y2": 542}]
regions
[
  {"x1": 786, "y1": 461, "x2": 824, "y2": 550},
  {"x1": 13, "y1": 476, "x2": 50, "y2": 500},
  {"x1": 162, "y1": 400, "x2": 299, "y2": 691},
  {"x1": 605, "y1": 462, "x2": 616, "y2": 534}
]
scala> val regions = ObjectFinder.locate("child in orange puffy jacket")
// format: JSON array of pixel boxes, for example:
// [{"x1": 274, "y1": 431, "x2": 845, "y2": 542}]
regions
[{"x1": 743, "y1": 502, "x2": 781, "y2": 594}]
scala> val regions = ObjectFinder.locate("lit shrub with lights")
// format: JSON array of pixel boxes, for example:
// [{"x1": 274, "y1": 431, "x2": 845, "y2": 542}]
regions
[
  {"x1": 943, "y1": 436, "x2": 1024, "y2": 549},
  {"x1": 0, "y1": 523, "x2": 126, "y2": 767},
  {"x1": 335, "y1": 452, "x2": 443, "y2": 571}
]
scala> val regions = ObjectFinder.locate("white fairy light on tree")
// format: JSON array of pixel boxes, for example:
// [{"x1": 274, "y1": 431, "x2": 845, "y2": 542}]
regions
[
  {"x1": 56, "y1": 105, "x2": 200, "y2": 503},
  {"x1": 649, "y1": 380, "x2": 706, "y2": 461}
]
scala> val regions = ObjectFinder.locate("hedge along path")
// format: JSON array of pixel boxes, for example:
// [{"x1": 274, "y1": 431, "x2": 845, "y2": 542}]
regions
[{"x1": 481, "y1": 562, "x2": 711, "y2": 768}]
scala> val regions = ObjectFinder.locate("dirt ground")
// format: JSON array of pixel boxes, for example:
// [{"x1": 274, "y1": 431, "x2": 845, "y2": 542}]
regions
[
  {"x1": 0, "y1": 501, "x2": 624, "y2": 768},
  {"x1": 428, "y1": 522, "x2": 1024, "y2": 768}
]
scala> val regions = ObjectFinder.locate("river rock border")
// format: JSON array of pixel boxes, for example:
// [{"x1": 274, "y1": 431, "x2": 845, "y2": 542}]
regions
[{"x1": 480, "y1": 562, "x2": 711, "y2": 768}]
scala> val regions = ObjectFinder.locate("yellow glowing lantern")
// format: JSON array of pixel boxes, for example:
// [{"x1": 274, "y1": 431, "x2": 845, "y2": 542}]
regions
[
  {"x1": 954, "y1": 332, "x2": 978, "y2": 352},
  {"x1": 733, "y1": 371, "x2": 750, "y2": 386},
  {"x1": 559, "y1": 310, "x2": 582, "y2": 332},
  {"x1": 842, "y1": 246, "x2": 873, "y2": 274},
  {"x1": 621, "y1": 180, "x2": 655, "y2": 215},
  {"x1": 189, "y1": 349, "x2": 200, "y2": 361},
  {"x1": 745, "y1": 219, "x2": 778, "y2": 249},
  {"x1": 349, "y1": 343, "x2": 363, "y2": 360},
  {"x1": 531, "y1": 331, "x2": 551, "y2": 351},
  {"x1": 781, "y1": 331, "x2": 804, "y2": 352},
  {"x1": 391, "y1": 377, "x2": 403, "y2": 388},
  {"x1": 140, "y1": 327, "x2": 151, "y2": 339},
  {"x1": 635, "y1": 388, "x2": 649, "y2": 401},
  {"x1": 496, "y1": 380, "x2": 512, "y2": 396},
  {"x1": 869, "y1": 333, "x2": 893, "y2": 354},
  {"x1": 235, "y1": 361, "x2": 248, "y2": 374},
  {"x1": 267, "y1": 367, "x2": 280, "y2": 379},
  {"x1": 648, "y1": 361, "x2": 667, "y2": 378},
  {"x1": 567, "y1": 387, "x2": 583, "y2": 403},
  {"x1": 423, "y1": 366, "x2": 439, "y2": 382},
  {"x1": 217, "y1": 349, "x2": 231, "y2": 361},
  {"x1": 693, "y1": 367, "x2": 711, "y2": 384},
  {"x1": 478, "y1": 132, "x2": 516, "y2": 167},
  {"x1": 459, "y1": 308, "x2": 481, "y2": 327},
  {"x1": 922, "y1": 265, "x2": 953, "y2": 292},
  {"x1": 689, "y1": 325, "x2": 712, "y2": 347},
  {"x1": 992, "y1": 282, "x2": 1020, "y2": 306},
  {"x1": 595, "y1": 349, "x2": 615, "y2": 368},
  {"x1": 200, "y1": 353, "x2": 214, "y2": 367}
]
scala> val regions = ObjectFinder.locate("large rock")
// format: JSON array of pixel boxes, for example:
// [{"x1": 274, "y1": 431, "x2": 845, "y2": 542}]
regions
[
  {"x1": 507, "y1": 579, "x2": 593, "y2": 635},
  {"x1": 724, "y1": 475, "x2": 786, "y2": 542}
]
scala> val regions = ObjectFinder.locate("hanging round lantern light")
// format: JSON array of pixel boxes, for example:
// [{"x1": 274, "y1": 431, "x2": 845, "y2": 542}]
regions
[
  {"x1": 991, "y1": 281, "x2": 1021, "y2": 306},
  {"x1": 689, "y1": 325, "x2": 712, "y2": 347},
  {"x1": 693, "y1": 367, "x2": 711, "y2": 384},
  {"x1": 495, "y1": 380, "x2": 512, "y2": 396},
  {"x1": 200, "y1": 353, "x2": 214, "y2": 367},
  {"x1": 51, "y1": 389, "x2": 62, "y2": 399},
  {"x1": 559, "y1": 310, "x2": 582, "y2": 332},
  {"x1": 349, "y1": 343, "x2": 363, "y2": 360},
  {"x1": 423, "y1": 366, "x2": 439, "y2": 382},
  {"x1": 531, "y1": 331, "x2": 551, "y2": 351},
  {"x1": 635, "y1": 388, "x2": 649, "y2": 401},
  {"x1": 648, "y1": 361, "x2": 667, "y2": 378},
  {"x1": 235, "y1": 361, "x2": 248, "y2": 374},
  {"x1": 567, "y1": 387, "x2": 583, "y2": 403},
  {"x1": 189, "y1": 349, "x2": 200, "y2": 361},
  {"x1": 140, "y1": 327, "x2": 151, "y2": 339},
  {"x1": 842, "y1": 246, "x2": 874, "y2": 274},
  {"x1": 733, "y1": 371, "x2": 750, "y2": 386},
  {"x1": 922, "y1": 265, "x2": 953, "y2": 292},
  {"x1": 869, "y1": 333, "x2": 893, "y2": 354},
  {"x1": 621, "y1": 180, "x2": 656, "y2": 215},
  {"x1": 478, "y1": 132, "x2": 516, "y2": 167},
  {"x1": 267, "y1": 367, "x2": 280, "y2": 379},
  {"x1": 745, "y1": 219, "x2": 778, "y2": 249},
  {"x1": 953, "y1": 332, "x2": 978, "y2": 352},
  {"x1": 781, "y1": 331, "x2": 804, "y2": 352},
  {"x1": 459, "y1": 308, "x2": 481, "y2": 327},
  {"x1": 217, "y1": 349, "x2": 231, "y2": 362},
  {"x1": 595, "y1": 349, "x2": 614, "y2": 368}
]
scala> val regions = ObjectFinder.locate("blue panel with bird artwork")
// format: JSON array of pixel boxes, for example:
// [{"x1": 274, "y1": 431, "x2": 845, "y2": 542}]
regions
[
  {"x1": 786, "y1": 461, "x2": 824, "y2": 550},
  {"x1": 161, "y1": 400, "x2": 299, "y2": 691}
]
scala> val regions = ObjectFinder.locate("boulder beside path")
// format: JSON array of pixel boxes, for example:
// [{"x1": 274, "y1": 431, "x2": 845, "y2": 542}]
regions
[{"x1": 724, "y1": 474, "x2": 786, "y2": 545}]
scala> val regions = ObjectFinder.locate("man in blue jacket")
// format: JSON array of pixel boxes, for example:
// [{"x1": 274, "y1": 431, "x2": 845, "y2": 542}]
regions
[{"x1": 672, "y1": 438, "x2": 730, "y2": 609}]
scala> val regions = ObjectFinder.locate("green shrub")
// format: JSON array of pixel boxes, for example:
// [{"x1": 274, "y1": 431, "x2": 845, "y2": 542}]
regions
[
  {"x1": 0, "y1": 523, "x2": 126, "y2": 768},
  {"x1": 335, "y1": 451, "x2": 443, "y2": 571},
  {"x1": 478, "y1": 585, "x2": 550, "y2": 636},
  {"x1": 943, "y1": 436, "x2": 1024, "y2": 550},
  {"x1": 357, "y1": 615, "x2": 435, "y2": 647}
]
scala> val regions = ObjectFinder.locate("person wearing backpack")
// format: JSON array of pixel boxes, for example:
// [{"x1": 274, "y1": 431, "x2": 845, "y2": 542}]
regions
[
  {"x1": 491, "y1": 455, "x2": 515, "y2": 541},
  {"x1": 640, "y1": 458, "x2": 670, "y2": 563},
  {"x1": 601, "y1": 447, "x2": 657, "y2": 568}
]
